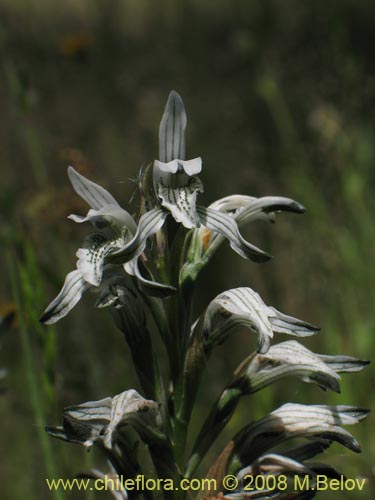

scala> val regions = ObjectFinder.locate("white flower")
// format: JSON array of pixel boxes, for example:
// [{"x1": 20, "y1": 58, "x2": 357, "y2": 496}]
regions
[
  {"x1": 153, "y1": 90, "x2": 203, "y2": 229},
  {"x1": 46, "y1": 389, "x2": 162, "y2": 450},
  {"x1": 41, "y1": 167, "x2": 175, "y2": 324},
  {"x1": 201, "y1": 287, "x2": 319, "y2": 353},
  {"x1": 153, "y1": 91, "x2": 271, "y2": 262},
  {"x1": 238, "y1": 340, "x2": 369, "y2": 393},
  {"x1": 234, "y1": 404, "x2": 370, "y2": 465},
  {"x1": 181, "y1": 194, "x2": 305, "y2": 284}
]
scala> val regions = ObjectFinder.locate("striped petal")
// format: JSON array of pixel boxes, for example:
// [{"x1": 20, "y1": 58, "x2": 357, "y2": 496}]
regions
[
  {"x1": 110, "y1": 208, "x2": 168, "y2": 263},
  {"x1": 159, "y1": 90, "x2": 186, "y2": 162},
  {"x1": 124, "y1": 258, "x2": 177, "y2": 297},
  {"x1": 104, "y1": 389, "x2": 161, "y2": 448},
  {"x1": 267, "y1": 307, "x2": 319, "y2": 337},
  {"x1": 181, "y1": 196, "x2": 305, "y2": 285},
  {"x1": 46, "y1": 389, "x2": 161, "y2": 450},
  {"x1": 202, "y1": 288, "x2": 319, "y2": 354},
  {"x1": 158, "y1": 177, "x2": 203, "y2": 229},
  {"x1": 68, "y1": 204, "x2": 137, "y2": 234},
  {"x1": 197, "y1": 206, "x2": 271, "y2": 263},
  {"x1": 40, "y1": 270, "x2": 91, "y2": 324},
  {"x1": 240, "y1": 340, "x2": 342, "y2": 393},
  {"x1": 317, "y1": 354, "x2": 370, "y2": 373},
  {"x1": 46, "y1": 397, "x2": 112, "y2": 448},
  {"x1": 203, "y1": 195, "x2": 305, "y2": 249},
  {"x1": 209, "y1": 195, "x2": 305, "y2": 223},
  {"x1": 234, "y1": 404, "x2": 370, "y2": 466},
  {"x1": 68, "y1": 166, "x2": 120, "y2": 210},
  {"x1": 236, "y1": 196, "x2": 305, "y2": 223},
  {"x1": 65, "y1": 397, "x2": 112, "y2": 422},
  {"x1": 203, "y1": 288, "x2": 274, "y2": 353}
]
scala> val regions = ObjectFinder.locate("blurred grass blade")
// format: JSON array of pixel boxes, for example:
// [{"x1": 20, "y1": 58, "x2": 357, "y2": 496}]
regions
[{"x1": 8, "y1": 250, "x2": 63, "y2": 500}]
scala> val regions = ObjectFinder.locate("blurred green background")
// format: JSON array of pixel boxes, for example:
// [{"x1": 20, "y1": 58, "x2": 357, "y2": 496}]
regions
[{"x1": 0, "y1": 0, "x2": 374, "y2": 499}]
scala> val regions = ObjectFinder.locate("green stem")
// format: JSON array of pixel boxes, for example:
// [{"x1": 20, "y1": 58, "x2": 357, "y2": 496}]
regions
[
  {"x1": 185, "y1": 387, "x2": 243, "y2": 478},
  {"x1": 111, "y1": 307, "x2": 156, "y2": 400},
  {"x1": 142, "y1": 294, "x2": 179, "y2": 381},
  {"x1": 153, "y1": 354, "x2": 173, "y2": 442}
]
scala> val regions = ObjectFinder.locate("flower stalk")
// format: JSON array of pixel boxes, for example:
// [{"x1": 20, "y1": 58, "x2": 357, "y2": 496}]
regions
[{"x1": 41, "y1": 91, "x2": 369, "y2": 500}]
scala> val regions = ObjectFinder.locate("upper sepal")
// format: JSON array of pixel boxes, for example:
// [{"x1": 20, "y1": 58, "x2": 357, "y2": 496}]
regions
[
  {"x1": 159, "y1": 90, "x2": 187, "y2": 162},
  {"x1": 67, "y1": 166, "x2": 120, "y2": 210}
]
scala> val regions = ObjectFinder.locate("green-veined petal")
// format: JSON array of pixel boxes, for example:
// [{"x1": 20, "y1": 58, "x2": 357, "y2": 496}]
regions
[
  {"x1": 124, "y1": 258, "x2": 177, "y2": 297},
  {"x1": 159, "y1": 90, "x2": 186, "y2": 162},
  {"x1": 240, "y1": 340, "x2": 342, "y2": 393},
  {"x1": 40, "y1": 270, "x2": 91, "y2": 324},
  {"x1": 201, "y1": 287, "x2": 319, "y2": 354},
  {"x1": 68, "y1": 166, "x2": 120, "y2": 210},
  {"x1": 233, "y1": 404, "x2": 370, "y2": 467},
  {"x1": 110, "y1": 208, "x2": 168, "y2": 263},
  {"x1": 68, "y1": 204, "x2": 137, "y2": 234},
  {"x1": 197, "y1": 206, "x2": 271, "y2": 263}
]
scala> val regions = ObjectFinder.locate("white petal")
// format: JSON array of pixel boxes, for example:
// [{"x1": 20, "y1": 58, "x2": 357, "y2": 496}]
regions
[
  {"x1": 111, "y1": 208, "x2": 168, "y2": 263},
  {"x1": 244, "y1": 340, "x2": 341, "y2": 393},
  {"x1": 159, "y1": 90, "x2": 186, "y2": 162},
  {"x1": 200, "y1": 195, "x2": 305, "y2": 251},
  {"x1": 202, "y1": 288, "x2": 319, "y2": 354},
  {"x1": 40, "y1": 270, "x2": 91, "y2": 324},
  {"x1": 124, "y1": 259, "x2": 176, "y2": 297},
  {"x1": 180, "y1": 157, "x2": 202, "y2": 176},
  {"x1": 236, "y1": 196, "x2": 305, "y2": 225},
  {"x1": 237, "y1": 404, "x2": 370, "y2": 461},
  {"x1": 317, "y1": 354, "x2": 369, "y2": 373},
  {"x1": 204, "y1": 287, "x2": 274, "y2": 353},
  {"x1": 66, "y1": 397, "x2": 112, "y2": 422},
  {"x1": 154, "y1": 157, "x2": 202, "y2": 177},
  {"x1": 104, "y1": 389, "x2": 160, "y2": 448},
  {"x1": 267, "y1": 306, "x2": 319, "y2": 337},
  {"x1": 68, "y1": 166, "x2": 120, "y2": 210},
  {"x1": 209, "y1": 195, "x2": 257, "y2": 213},
  {"x1": 209, "y1": 195, "x2": 305, "y2": 223},
  {"x1": 68, "y1": 204, "x2": 137, "y2": 233},
  {"x1": 154, "y1": 159, "x2": 179, "y2": 174},
  {"x1": 197, "y1": 206, "x2": 271, "y2": 262}
]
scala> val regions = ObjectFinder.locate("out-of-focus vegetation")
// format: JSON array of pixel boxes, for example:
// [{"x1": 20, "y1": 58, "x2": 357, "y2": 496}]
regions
[{"x1": 0, "y1": 1, "x2": 374, "y2": 499}]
